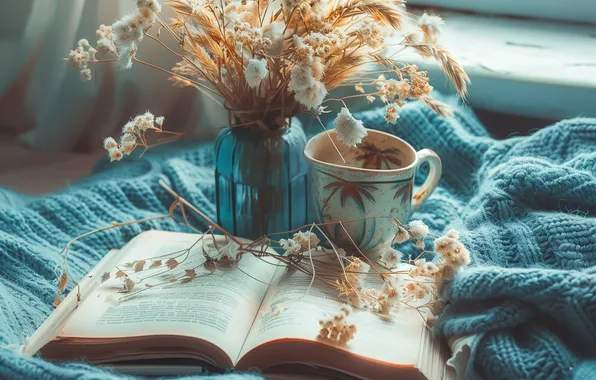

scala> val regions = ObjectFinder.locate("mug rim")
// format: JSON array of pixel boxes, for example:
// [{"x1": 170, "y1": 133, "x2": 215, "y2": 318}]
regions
[{"x1": 303, "y1": 128, "x2": 418, "y2": 174}]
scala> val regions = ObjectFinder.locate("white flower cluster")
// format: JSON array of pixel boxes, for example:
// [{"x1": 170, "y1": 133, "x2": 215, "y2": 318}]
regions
[
  {"x1": 244, "y1": 58, "x2": 268, "y2": 88},
  {"x1": 318, "y1": 304, "x2": 356, "y2": 346},
  {"x1": 375, "y1": 278, "x2": 401, "y2": 314},
  {"x1": 333, "y1": 107, "x2": 368, "y2": 147},
  {"x1": 409, "y1": 258, "x2": 439, "y2": 278},
  {"x1": 224, "y1": 0, "x2": 258, "y2": 25},
  {"x1": 112, "y1": 0, "x2": 161, "y2": 68},
  {"x1": 434, "y1": 229, "x2": 470, "y2": 267},
  {"x1": 68, "y1": 0, "x2": 161, "y2": 81},
  {"x1": 230, "y1": 22, "x2": 272, "y2": 54},
  {"x1": 289, "y1": 32, "x2": 344, "y2": 110},
  {"x1": 356, "y1": 19, "x2": 387, "y2": 49},
  {"x1": 379, "y1": 246, "x2": 402, "y2": 269},
  {"x1": 375, "y1": 75, "x2": 411, "y2": 104},
  {"x1": 385, "y1": 103, "x2": 400, "y2": 124},
  {"x1": 404, "y1": 281, "x2": 430, "y2": 299},
  {"x1": 418, "y1": 12, "x2": 444, "y2": 43},
  {"x1": 279, "y1": 231, "x2": 321, "y2": 255},
  {"x1": 96, "y1": 24, "x2": 116, "y2": 55},
  {"x1": 103, "y1": 111, "x2": 164, "y2": 161},
  {"x1": 65, "y1": 39, "x2": 97, "y2": 81}
]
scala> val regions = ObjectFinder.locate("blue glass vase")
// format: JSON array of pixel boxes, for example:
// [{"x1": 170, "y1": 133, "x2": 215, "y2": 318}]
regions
[{"x1": 214, "y1": 120, "x2": 309, "y2": 239}]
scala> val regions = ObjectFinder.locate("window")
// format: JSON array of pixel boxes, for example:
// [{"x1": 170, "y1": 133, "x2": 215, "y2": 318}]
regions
[
  {"x1": 407, "y1": 0, "x2": 596, "y2": 24},
  {"x1": 399, "y1": 1, "x2": 596, "y2": 120}
]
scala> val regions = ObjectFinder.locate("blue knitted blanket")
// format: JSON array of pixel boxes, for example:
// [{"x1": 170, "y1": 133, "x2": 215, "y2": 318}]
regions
[{"x1": 1, "y1": 101, "x2": 594, "y2": 380}]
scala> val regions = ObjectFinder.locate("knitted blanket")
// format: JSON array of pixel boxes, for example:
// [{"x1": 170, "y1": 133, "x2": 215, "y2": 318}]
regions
[{"x1": 1, "y1": 101, "x2": 594, "y2": 380}]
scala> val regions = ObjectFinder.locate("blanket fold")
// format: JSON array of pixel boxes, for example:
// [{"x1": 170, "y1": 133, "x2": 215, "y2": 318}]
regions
[{"x1": 1, "y1": 100, "x2": 594, "y2": 380}]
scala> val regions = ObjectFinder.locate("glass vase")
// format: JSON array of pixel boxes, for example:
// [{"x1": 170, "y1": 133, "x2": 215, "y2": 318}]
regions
[{"x1": 214, "y1": 120, "x2": 309, "y2": 240}]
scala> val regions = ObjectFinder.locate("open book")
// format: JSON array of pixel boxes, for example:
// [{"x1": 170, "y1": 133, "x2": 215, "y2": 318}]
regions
[{"x1": 31, "y1": 230, "x2": 448, "y2": 379}]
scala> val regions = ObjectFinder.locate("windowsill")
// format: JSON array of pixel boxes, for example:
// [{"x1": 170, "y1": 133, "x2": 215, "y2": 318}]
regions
[{"x1": 393, "y1": 11, "x2": 596, "y2": 120}]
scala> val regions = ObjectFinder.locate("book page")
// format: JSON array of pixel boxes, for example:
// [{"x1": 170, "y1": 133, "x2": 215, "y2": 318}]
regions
[
  {"x1": 239, "y1": 264, "x2": 425, "y2": 367},
  {"x1": 59, "y1": 231, "x2": 278, "y2": 361}
]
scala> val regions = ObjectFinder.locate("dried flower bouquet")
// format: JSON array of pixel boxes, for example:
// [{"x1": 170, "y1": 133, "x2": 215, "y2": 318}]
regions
[
  {"x1": 66, "y1": 0, "x2": 469, "y2": 160},
  {"x1": 54, "y1": 181, "x2": 470, "y2": 344}
]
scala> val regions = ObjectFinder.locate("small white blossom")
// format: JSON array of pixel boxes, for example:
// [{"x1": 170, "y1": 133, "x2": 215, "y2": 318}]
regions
[
  {"x1": 405, "y1": 281, "x2": 429, "y2": 299},
  {"x1": 122, "y1": 121, "x2": 136, "y2": 134},
  {"x1": 244, "y1": 58, "x2": 268, "y2": 88},
  {"x1": 393, "y1": 225, "x2": 410, "y2": 244},
  {"x1": 380, "y1": 247, "x2": 401, "y2": 268},
  {"x1": 385, "y1": 103, "x2": 399, "y2": 124},
  {"x1": 80, "y1": 69, "x2": 92, "y2": 81},
  {"x1": 333, "y1": 107, "x2": 367, "y2": 147},
  {"x1": 137, "y1": 0, "x2": 161, "y2": 13},
  {"x1": 292, "y1": 231, "x2": 320, "y2": 251},
  {"x1": 138, "y1": 111, "x2": 155, "y2": 131},
  {"x1": 408, "y1": 220, "x2": 429, "y2": 240},
  {"x1": 447, "y1": 229, "x2": 460, "y2": 239},
  {"x1": 409, "y1": 259, "x2": 439, "y2": 278},
  {"x1": 155, "y1": 116, "x2": 165, "y2": 128},
  {"x1": 120, "y1": 133, "x2": 137, "y2": 155},
  {"x1": 434, "y1": 232, "x2": 470, "y2": 267},
  {"x1": 418, "y1": 12, "x2": 444, "y2": 43},
  {"x1": 103, "y1": 137, "x2": 118, "y2": 150},
  {"x1": 108, "y1": 148, "x2": 123, "y2": 162},
  {"x1": 294, "y1": 81, "x2": 327, "y2": 110},
  {"x1": 280, "y1": 238, "x2": 301, "y2": 255},
  {"x1": 289, "y1": 64, "x2": 315, "y2": 92}
]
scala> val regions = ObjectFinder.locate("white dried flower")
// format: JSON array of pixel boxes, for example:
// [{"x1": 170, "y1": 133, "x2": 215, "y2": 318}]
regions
[
  {"x1": 405, "y1": 281, "x2": 429, "y2": 299},
  {"x1": 280, "y1": 238, "x2": 301, "y2": 255},
  {"x1": 385, "y1": 103, "x2": 399, "y2": 124},
  {"x1": 289, "y1": 64, "x2": 315, "y2": 92},
  {"x1": 375, "y1": 76, "x2": 411, "y2": 103},
  {"x1": 103, "y1": 137, "x2": 118, "y2": 150},
  {"x1": 112, "y1": 13, "x2": 143, "y2": 48},
  {"x1": 434, "y1": 232, "x2": 470, "y2": 267},
  {"x1": 333, "y1": 107, "x2": 367, "y2": 147},
  {"x1": 137, "y1": 0, "x2": 161, "y2": 13},
  {"x1": 294, "y1": 81, "x2": 327, "y2": 110},
  {"x1": 380, "y1": 247, "x2": 401, "y2": 268},
  {"x1": 122, "y1": 121, "x2": 136, "y2": 134},
  {"x1": 78, "y1": 39, "x2": 90, "y2": 48},
  {"x1": 393, "y1": 225, "x2": 410, "y2": 244},
  {"x1": 138, "y1": 111, "x2": 155, "y2": 131},
  {"x1": 292, "y1": 231, "x2": 320, "y2": 251},
  {"x1": 80, "y1": 69, "x2": 92, "y2": 81},
  {"x1": 408, "y1": 220, "x2": 429, "y2": 240},
  {"x1": 377, "y1": 278, "x2": 401, "y2": 314},
  {"x1": 410, "y1": 259, "x2": 439, "y2": 278},
  {"x1": 108, "y1": 148, "x2": 123, "y2": 162},
  {"x1": 318, "y1": 305, "x2": 356, "y2": 345},
  {"x1": 120, "y1": 133, "x2": 137, "y2": 155},
  {"x1": 357, "y1": 19, "x2": 386, "y2": 49},
  {"x1": 418, "y1": 12, "x2": 444, "y2": 43},
  {"x1": 244, "y1": 58, "x2": 268, "y2": 88},
  {"x1": 155, "y1": 116, "x2": 164, "y2": 128},
  {"x1": 447, "y1": 229, "x2": 460, "y2": 239}
]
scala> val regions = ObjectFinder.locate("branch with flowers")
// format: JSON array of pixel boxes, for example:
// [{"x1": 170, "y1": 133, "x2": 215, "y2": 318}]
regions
[
  {"x1": 66, "y1": 0, "x2": 469, "y2": 161},
  {"x1": 54, "y1": 180, "x2": 470, "y2": 345}
]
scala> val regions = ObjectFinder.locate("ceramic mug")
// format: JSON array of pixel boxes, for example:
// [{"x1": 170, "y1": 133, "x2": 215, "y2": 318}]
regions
[{"x1": 304, "y1": 129, "x2": 442, "y2": 251}]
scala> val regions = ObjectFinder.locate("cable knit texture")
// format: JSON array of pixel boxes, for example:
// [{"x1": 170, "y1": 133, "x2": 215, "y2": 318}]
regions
[{"x1": 1, "y1": 100, "x2": 595, "y2": 380}]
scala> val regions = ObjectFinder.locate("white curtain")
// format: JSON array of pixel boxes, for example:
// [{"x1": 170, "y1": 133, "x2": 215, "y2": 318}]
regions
[{"x1": 0, "y1": 0, "x2": 227, "y2": 152}]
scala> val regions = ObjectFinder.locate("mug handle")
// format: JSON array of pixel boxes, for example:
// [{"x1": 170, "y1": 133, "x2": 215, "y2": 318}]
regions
[{"x1": 410, "y1": 149, "x2": 442, "y2": 215}]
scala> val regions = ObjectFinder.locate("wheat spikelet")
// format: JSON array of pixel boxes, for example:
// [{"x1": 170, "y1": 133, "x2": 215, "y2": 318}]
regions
[{"x1": 420, "y1": 95, "x2": 454, "y2": 118}]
